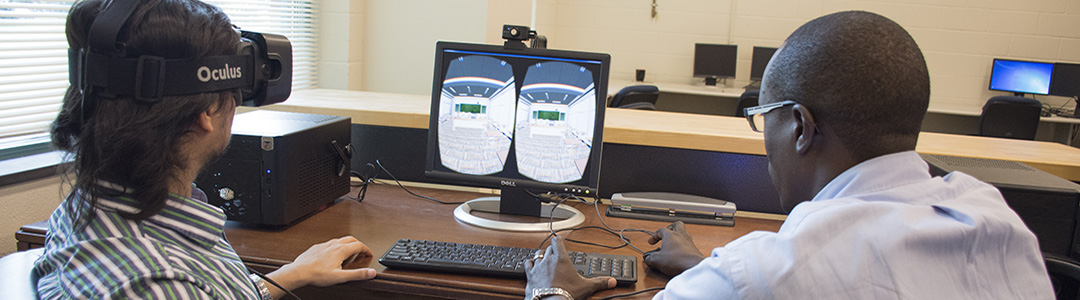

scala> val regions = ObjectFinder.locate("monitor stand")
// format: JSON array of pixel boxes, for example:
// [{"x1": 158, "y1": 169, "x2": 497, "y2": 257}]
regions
[
  {"x1": 743, "y1": 80, "x2": 761, "y2": 90},
  {"x1": 453, "y1": 187, "x2": 585, "y2": 232},
  {"x1": 704, "y1": 77, "x2": 718, "y2": 86}
]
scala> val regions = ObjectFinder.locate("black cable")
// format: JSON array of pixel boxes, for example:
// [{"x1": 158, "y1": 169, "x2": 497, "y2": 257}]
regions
[
  {"x1": 532, "y1": 191, "x2": 654, "y2": 254},
  {"x1": 586, "y1": 193, "x2": 652, "y2": 254},
  {"x1": 345, "y1": 163, "x2": 378, "y2": 202},
  {"x1": 596, "y1": 286, "x2": 665, "y2": 300},
  {"x1": 538, "y1": 226, "x2": 623, "y2": 250},
  {"x1": 248, "y1": 267, "x2": 301, "y2": 300},
  {"x1": 373, "y1": 159, "x2": 465, "y2": 205}
]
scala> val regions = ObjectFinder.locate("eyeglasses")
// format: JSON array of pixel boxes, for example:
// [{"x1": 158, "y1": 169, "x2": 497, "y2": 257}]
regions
[{"x1": 744, "y1": 100, "x2": 799, "y2": 133}]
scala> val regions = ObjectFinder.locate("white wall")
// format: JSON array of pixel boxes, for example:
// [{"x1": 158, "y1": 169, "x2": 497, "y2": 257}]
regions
[
  {"x1": 319, "y1": 0, "x2": 365, "y2": 90},
  {"x1": 322, "y1": 0, "x2": 1080, "y2": 107},
  {"x1": 541, "y1": 0, "x2": 1080, "y2": 108},
  {"x1": 1, "y1": 176, "x2": 62, "y2": 255},
  {"x1": 320, "y1": 0, "x2": 535, "y2": 95},
  {"x1": 360, "y1": 0, "x2": 489, "y2": 95}
]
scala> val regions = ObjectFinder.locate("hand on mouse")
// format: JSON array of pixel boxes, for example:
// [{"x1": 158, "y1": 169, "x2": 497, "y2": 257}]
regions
[
  {"x1": 643, "y1": 221, "x2": 705, "y2": 277},
  {"x1": 342, "y1": 250, "x2": 373, "y2": 270},
  {"x1": 265, "y1": 236, "x2": 377, "y2": 298}
]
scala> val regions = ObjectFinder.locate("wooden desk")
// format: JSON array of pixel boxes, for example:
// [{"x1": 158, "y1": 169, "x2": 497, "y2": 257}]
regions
[
  {"x1": 263, "y1": 89, "x2": 1080, "y2": 182},
  {"x1": 17, "y1": 184, "x2": 784, "y2": 299}
]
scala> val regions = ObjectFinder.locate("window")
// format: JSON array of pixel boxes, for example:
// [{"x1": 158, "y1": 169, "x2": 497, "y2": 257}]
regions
[{"x1": 0, "y1": 0, "x2": 319, "y2": 159}]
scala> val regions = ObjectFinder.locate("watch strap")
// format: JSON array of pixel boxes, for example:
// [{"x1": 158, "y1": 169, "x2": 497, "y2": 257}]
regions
[
  {"x1": 249, "y1": 273, "x2": 272, "y2": 300},
  {"x1": 529, "y1": 287, "x2": 574, "y2": 300}
]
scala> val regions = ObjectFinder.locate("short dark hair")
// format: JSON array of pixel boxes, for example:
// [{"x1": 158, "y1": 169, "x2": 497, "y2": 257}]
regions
[
  {"x1": 53, "y1": 0, "x2": 237, "y2": 225},
  {"x1": 764, "y1": 11, "x2": 930, "y2": 161}
]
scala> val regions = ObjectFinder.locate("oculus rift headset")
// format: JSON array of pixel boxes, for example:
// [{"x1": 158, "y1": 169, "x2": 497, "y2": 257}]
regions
[{"x1": 68, "y1": 0, "x2": 292, "y2": 111}]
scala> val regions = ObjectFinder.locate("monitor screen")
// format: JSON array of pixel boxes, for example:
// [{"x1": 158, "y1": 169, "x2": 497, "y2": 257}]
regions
[
  {"x1": 693, "y1": 43, "x2": 737, "y2": 78},
  {"x1": 1050, "y1": 62, "x2": 1080, "y2": 98},
  {"x1": 425, "y1": 41, "x2": 609, "y2": 199},
  {"x1": 989, "y1": 59, "x2": 1053, "y2": 95},
  {"x1": 750, "y1": 46, "x2": 777, "y2": 81}
]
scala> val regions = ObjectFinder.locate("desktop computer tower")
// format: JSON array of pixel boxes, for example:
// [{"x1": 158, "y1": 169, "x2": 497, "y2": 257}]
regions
[
  {"x1": 922, "y1": 154, "x2": 1080, "y2": 259},
  {"x1": 196, "y1": 110, "x2": 352, "y2": 226}
]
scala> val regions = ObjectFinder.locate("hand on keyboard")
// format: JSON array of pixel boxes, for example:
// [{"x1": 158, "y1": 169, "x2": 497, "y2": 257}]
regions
[{"x1": 525, "y1": 236, "x2": 617, "y2": 300}]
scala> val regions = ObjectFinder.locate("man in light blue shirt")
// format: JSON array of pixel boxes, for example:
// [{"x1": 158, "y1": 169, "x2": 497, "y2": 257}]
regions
[{"x1": 525, "y1": 11, "x2": 1053, "y2": 300}]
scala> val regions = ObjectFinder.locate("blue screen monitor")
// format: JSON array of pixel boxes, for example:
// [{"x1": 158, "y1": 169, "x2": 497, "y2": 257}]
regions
[
  {"x1": 425, "y1": 41, "x2": 610, "y2": 231},
  {"x1": 989, "y1": 58, "x2": 1053, "y2": 95}
]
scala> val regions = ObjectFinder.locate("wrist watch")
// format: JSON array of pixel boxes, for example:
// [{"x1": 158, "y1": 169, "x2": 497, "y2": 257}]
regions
[
  {"x1": 249, "y1": 273, "x2": 272, "y2": 300},
  {"x1": 529, "y1": 287, "x2": 574, "y2": 300}
]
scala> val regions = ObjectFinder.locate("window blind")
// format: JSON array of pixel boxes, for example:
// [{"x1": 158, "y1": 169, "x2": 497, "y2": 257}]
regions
[{"x1": 0, "y1": 0, "x2": 319, "y2": 143}]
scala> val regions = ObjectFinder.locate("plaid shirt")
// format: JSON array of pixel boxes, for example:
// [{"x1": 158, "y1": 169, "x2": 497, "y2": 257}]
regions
[{"x1": 34, "y1": 183, "x2": 259, "y2": 299}]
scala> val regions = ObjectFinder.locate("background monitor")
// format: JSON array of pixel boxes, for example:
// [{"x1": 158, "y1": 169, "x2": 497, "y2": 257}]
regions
[
  {"x1": 425, "y1": 41, "x2": 610, "y2": 231},
  {"x1": 750, "y1": 46, "x2": 777, "y2": 81},
  {"x1": 989, "y1": 58, "x2": 1053, "y2": 95},
  {"x1": 1050, "y1": 62, "x2": 1080, "y2": 98},
  {"x1": 693, "y1": 43, "x2": 737, "y2": 86}
]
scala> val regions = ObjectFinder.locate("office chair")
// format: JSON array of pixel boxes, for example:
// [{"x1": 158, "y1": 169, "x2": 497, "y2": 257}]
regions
[
  {"x1": 609, "y1": 85, "x2": 659, "y2": 110},
  {"x1": 1046, "y1": 252, "x2": 1080, "y2": 300},
  {"x1": 978, "y1": 95, "x2": 1042, "y2": 140},
  {"x1": 735, "y1": 90, "x2": 759, "y2": 117}
]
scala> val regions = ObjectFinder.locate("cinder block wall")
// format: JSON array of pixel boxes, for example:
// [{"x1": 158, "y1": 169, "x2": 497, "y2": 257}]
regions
[{"x1": 538, "y1": 0, "x2": 1080, "y2": 108}]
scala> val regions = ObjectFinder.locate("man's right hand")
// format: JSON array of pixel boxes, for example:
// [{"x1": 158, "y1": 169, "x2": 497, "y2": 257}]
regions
[{"x1": 643, "y1": 221, "x2": 706, "y2": 277}]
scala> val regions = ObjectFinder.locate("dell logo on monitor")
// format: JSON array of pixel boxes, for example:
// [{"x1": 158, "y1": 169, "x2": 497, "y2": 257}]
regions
[{"x1": 500, "y1": 180, "x2": 516, "y2": 187}]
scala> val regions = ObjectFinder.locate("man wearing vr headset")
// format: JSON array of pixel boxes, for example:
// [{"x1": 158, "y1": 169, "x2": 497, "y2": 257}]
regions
[{"x1": 34, "y1": 0, "x2": 375, "y2": 299}]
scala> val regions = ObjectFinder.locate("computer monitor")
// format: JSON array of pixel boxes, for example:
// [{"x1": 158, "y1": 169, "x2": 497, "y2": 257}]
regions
[
  {"x1": 750, "y1": 46, "x2": 777, "y2": 81},
  {"x1": 989, "y1": 58, "x2": 1053, "y2": 96},
  {"x1": 1050, "y1": 62, "x2": 1080, "y2": 98},
  {"x1": 425, "y1": 41, "x2": 610, "y2": 231},
  {"x1": 693, "y1": 43, "x2": 737, "y2": 86}
]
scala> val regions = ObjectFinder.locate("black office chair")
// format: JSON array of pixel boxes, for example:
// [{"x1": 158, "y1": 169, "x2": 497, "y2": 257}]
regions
[
  {"x1": 735, "y1": 90, "x2": 759, "y2": 117},
  {"x1": 978, "y1": 95, "x2": 1042, "y2": 140},
  {"x1": 1046, "y1": 252, "x2": 1080, "y2": 300},
  {"x1": 609, "y1": 85, "x2": 659, "y2": 110}
]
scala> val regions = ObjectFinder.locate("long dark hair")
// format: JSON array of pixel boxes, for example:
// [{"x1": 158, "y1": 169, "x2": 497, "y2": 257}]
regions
[{"x1": 53, "y1": 0, "x2": 238, "y2": 226}]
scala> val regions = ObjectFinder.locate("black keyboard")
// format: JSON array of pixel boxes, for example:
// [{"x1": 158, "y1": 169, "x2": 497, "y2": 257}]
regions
[{"x1": 379, "y1": 239, "x2": 638, "y2": 285}]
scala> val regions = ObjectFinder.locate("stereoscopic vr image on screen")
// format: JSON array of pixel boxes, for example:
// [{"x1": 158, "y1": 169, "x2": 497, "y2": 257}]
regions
[{"x1": 426, "y1": 42, "x2": 609, "y2": 193}]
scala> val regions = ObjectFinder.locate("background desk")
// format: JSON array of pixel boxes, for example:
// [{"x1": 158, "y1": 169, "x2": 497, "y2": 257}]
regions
[
  {"x1": 610, "y1": 82, "x2": 746, "y2": 116},
  {"x1": 611, "y1": 82, "x2": 1080, "y2": 147},
  {"x1": 18, "y1": 184, "x2": 784, "y2": 299},
  {"x1": 922, "y1": 103, "x2": 1080, "y2": 146},
  {"x1": 264, "y1": 89, "x2": 1080, "y2": 184}
]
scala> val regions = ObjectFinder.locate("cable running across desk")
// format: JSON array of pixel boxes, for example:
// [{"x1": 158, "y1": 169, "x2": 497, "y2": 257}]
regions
[
  {"x1": 532, "y1": 191, "x2": 654, "y2": 254},
  {"x1": 346, "y1": 159, "x2": 465, "y2": 205}
]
